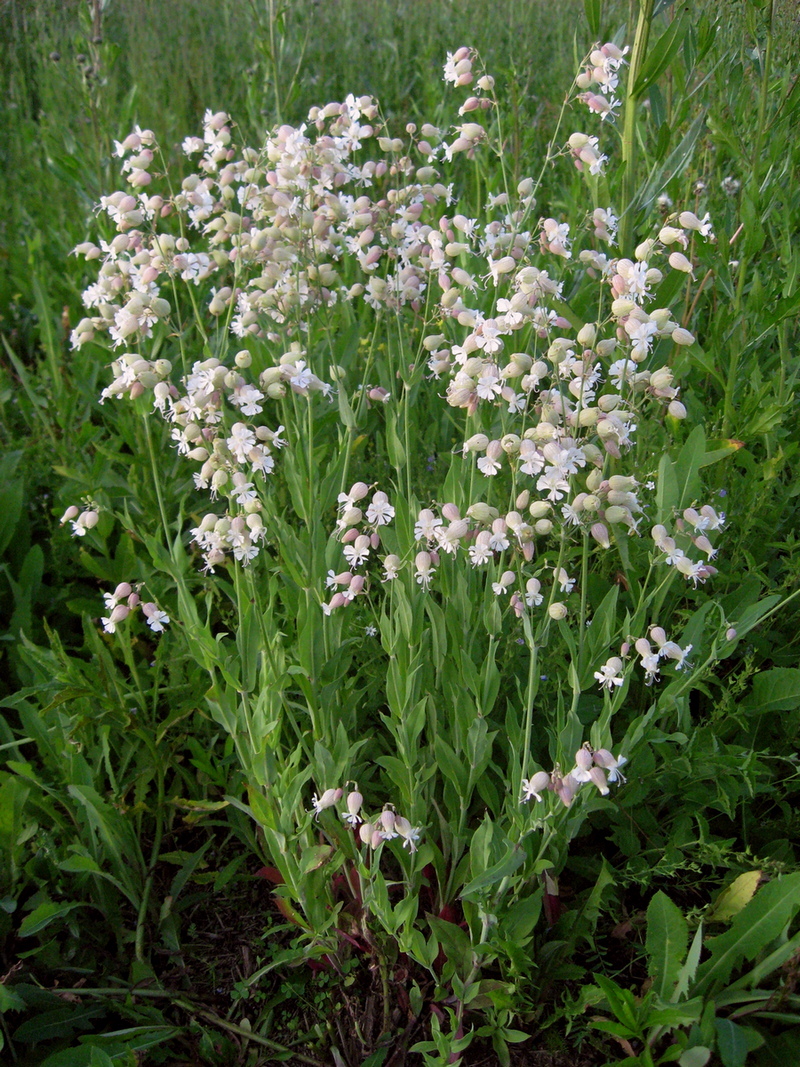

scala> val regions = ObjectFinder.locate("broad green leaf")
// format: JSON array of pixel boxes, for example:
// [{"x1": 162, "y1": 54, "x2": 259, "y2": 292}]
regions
[
  {"x1": 18, "y1": 900, "x2": 86, "y2": 937},
  {"x1": 694, "y1": 872, "x2": 800, "y2": 995},
  {"x1": 656, "y1": 452, "x2": 679, "y2": 523},
  {"x1": 13, "y1": 1003, "x2": 103, "y2": 1043},
  {"x1": 714, "y1": 1018, "x2": 763, "y2": 1067},
  {"x1": 674, "y1": 425, "x2": 706, "y2": 511},
  {"x1": 745, "y1": 668, "x2": 800, "y2": 713},
  {"x1": 583, "y1": 0, "x2": 601, "y2": 36},
  {"x1": 646, "y1": 891, "x2": 688, "y2": 999},
  {"x1": 427, "y1": 915, "x2": 472, "y2": 977},
  {"x1": 678, "y1": 1049, "x2": 711, "y2": 1067},
  {"x1": 0, "y1": 985, "x2": 26, "y2": 1012},
  {"x1": 706, "y1": 871, "x2": 761, "y2": 923}
]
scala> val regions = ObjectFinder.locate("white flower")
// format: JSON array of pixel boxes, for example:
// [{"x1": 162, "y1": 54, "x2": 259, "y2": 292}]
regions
[
  {"x1": 311, "y1": 787, "x2": 342, "y2": 819},
  {"x1": 556, "y1": 567, "x2": 575, "y2": 593},
  {"x1": 366, "y1": 491, "x2": 395, "y2": 526},
  {"x1": 521, "y1": 770, "x2": 551, "y2": 802},
  {"x1": 142, "y1": 605, "x2": 170, "y2": 633},
  {"x1": 594, "y1": 657, "x2": 624, "y2": 690},
  {"x1": 525, "y1": 578, "x2": 543, "y2": 607},
  {"x1": 593, "y1": 749, "x2": 628, "y2": 784}
]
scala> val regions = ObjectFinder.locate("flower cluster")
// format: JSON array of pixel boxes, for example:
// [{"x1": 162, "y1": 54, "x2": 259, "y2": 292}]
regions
[
  {"x1": 652, "y1": 504, "x2": 725, "y2": 587},
  {"x1": 100, "y1": 582, "x2": 169, "y2": 635},
  {"x1": 575, "y1": 42, "x2": 628, "y2": 120},
  {"x1": 322, "y1": 483, "x2": 396, "y2": 613},
  {"x1": 311, "y1": 786, "x2": 421, "y2": 852},
  {"x1": 522, "y1": 743, "x2": 627, "y2": 807},
  {"x1": 595, "y1": 622, "x2": 693, "y2": 689},
  {"x1": 60, "y1": 504, "x2": 99, "y2": 538}
]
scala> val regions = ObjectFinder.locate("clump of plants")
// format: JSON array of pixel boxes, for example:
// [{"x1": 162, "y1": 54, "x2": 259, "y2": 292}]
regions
[{"x1": 5, "y1": 2, "x2": 800, "y2": 1065}]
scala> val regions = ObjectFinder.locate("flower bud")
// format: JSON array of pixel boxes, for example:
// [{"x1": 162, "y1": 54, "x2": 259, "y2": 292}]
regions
[
  {"x1": 672, "y1": 327, "x2": 695, "y2": 346},
  {"x1": 668, "y1": 251, "x2": 693, "y2": 274},
  {"x1": 590, "y1": 522, "x2": 610, "y2": 548}
]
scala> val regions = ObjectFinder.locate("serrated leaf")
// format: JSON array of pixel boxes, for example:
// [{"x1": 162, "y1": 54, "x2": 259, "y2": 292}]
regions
[
  {"x1": 694, "y1": 872, "x2": 800, "y2": 996},
  {"x1": 646, "y1": 891, "x2": 688, "y2": 998},
  {"x1": 674, "y1": 924, "x2": 704, "y2": 1002}
]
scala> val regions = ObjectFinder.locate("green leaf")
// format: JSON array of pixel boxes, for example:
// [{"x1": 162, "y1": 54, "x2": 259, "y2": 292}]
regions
[
  {"x1": 706, "y1": 871, "x2": 761, "y2": 923},
  {"x1": 0, "y1": 985, "x2": 26, "y2": 1012},
  {"x1": 583, "y1": 0, "x2": 602, "y2": 37},
  {"x1": 461, "y1": 846, "x2": 526, "y2": 900},
  {"x1": 656, "y1": 451, "x2": 679, "y2": 523},
  {"x1": 13, "y1": 1003, "x2": 103, "y2": 1043},
  {"x1": 745, "y1": 668, "x2": 800, "y2": 713},
  {"x1": 678, "y1": 1049, "x2": 711, "y2": 1067},
  {"x1": 427, "y1": 915, "x2": 472, "y2": 977},
  {"x1": 18, "y1": 900, "x2": 86, "y2": 937},
  {"x1": 674, "y1": 425, "x2": 706, "y2": 510},
  {"x1": 674, "y1": 924, "x2": 704, "y2": 1002},
  {"x1": 714, "y1": 1018, "x2": 763, "y2": 1067},
  {"x1": 694, "y1": 872, "x2": 800, "y2": 996},
  {"x1": 632, "y1": 11, "x2": 690, "y2": 97},
  {"x1": 58, "y1": 854, "x2": 103, "y2": 875},
  {"x1": 646, "y1": 891, "x2": 689, "y2": 999},
  {"x1": 638, "y1": 113, "x2": 707, "y2": 211}
]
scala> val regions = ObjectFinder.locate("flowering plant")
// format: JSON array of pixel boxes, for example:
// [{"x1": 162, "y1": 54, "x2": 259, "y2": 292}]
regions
[{"x1": 60, "y1": 28, "x2": 766, "y2": 1059}]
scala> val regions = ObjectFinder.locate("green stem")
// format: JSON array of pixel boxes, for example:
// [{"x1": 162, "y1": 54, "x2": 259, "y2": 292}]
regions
[
  {"x1": 520, "y1": 616, "x2": 539, "y2": 785},
  {"x1": 619, "y1": 0, "x2": 655, "y2": 257},
  {"x1": 134, "y1": 758, "x2": 165, "y2": 963}
]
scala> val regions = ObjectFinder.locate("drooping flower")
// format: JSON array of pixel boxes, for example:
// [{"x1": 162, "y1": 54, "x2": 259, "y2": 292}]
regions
[
  {"x1": 594, "y1": 657, "x2": 624, "y2": 690},
  {"x1": 521, "y1": 770, "x2": 551, "y2": 803},
  {"x1": 311, "y1": 787, "x2": 343, "y2": 819}
]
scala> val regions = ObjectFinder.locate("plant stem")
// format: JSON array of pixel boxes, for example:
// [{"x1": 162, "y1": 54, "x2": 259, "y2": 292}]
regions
[{"x1": 619, "y1": 0, "x2": 655, "y2": 257}]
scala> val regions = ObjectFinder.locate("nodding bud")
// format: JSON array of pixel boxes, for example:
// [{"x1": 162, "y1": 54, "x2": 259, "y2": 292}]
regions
[
  {"x1": 346, "y1": 482, "x2": 370, "y2": 502},
  {"x1": 348, "y1": 574, "x2": 365, "y2": 595},
  {"x1": 522, "y1": 770, "x2": 551, "y2": 801},
  {"x1": 591, "y1": 522, "x2": 611, "y2": 548},
  {"x1": 60, "y1": 505, "x2": 80, "y2": 523},
  {"x1": 359, "y1": 821, "x2": 374, "y2": 845},
  {"x1": 575, "y1": 747, "x2": 593, "y2": 772}
]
